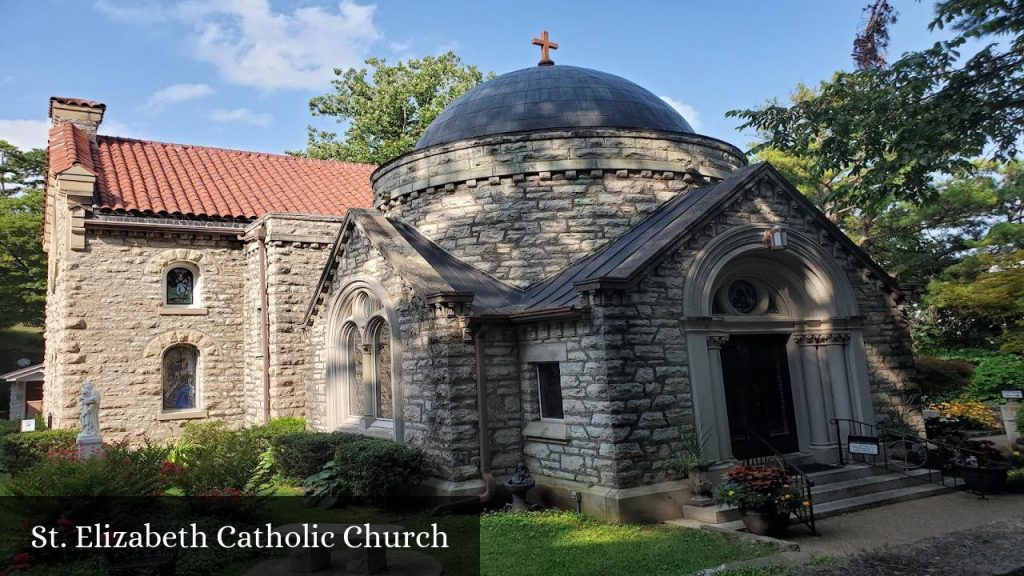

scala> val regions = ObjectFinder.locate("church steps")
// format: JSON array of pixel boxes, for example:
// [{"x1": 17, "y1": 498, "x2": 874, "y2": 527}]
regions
[
  {"x1": 809, "y1": 468, "x2": 946, "y2": 504},
  {"x1": 810, "y1": 481, "x2": 954, "y2": 520}
]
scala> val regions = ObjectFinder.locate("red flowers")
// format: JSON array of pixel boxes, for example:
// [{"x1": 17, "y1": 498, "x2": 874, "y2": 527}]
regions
[
  {"x1": 55, "y1": 516, "x2": 74, "y2": 529},
  {"x1": 159, "y1": 461, "x2": 184, "y2": 476},
  {"x1": 10, "y1": 552, "x2": 32, "y2": 570}
]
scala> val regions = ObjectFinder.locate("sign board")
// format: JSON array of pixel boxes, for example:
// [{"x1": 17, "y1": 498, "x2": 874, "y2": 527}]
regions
[
  {"x1": 20, "y1": 419, "x2": 36, "y2": 433},
  {"x1": 1001, "y1": 390, "x2": 1023, "y2": 400},
  {"x1": 847, "y1": 435, "x2": 880, "y2": 456},
  {"x1": 922, "y1": 409, "x2": 942, "y2": 420}
]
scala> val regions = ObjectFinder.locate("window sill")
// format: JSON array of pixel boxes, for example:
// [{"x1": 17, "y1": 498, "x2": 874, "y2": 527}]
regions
[
  {"x1": 158, "y1": 409, "x2": 208, "y2": 421},
  {"x1": 159, "y1": 306, "x2": 207, "y2": 316},
  {"x1": 524, "y1": 420, "x2": 568, "y2": 443},
  {"x1": 335, "y1": 418, "x2": 395, "y2": 440}
]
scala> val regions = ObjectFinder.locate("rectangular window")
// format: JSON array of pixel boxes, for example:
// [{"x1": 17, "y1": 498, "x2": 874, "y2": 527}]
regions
[{"x1": 536, "y1": 363, "x2": 564, "y2": 420}]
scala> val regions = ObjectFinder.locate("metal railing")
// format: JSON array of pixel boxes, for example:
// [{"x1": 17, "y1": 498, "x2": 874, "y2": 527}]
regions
[
  {"x1": 829, "y1": 418, "x2": 992, "y2": 490},
  {"x1": 740, "y1": 429, "x2": 817, "y2": 535}
]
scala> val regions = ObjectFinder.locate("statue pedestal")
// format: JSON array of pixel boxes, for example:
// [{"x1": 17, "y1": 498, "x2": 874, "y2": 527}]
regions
[{"x1": 77, "y1": 432, "x2": 103, "y2": 459}]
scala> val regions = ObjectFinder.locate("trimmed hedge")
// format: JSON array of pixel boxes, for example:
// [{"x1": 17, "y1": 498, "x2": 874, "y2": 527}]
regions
[
  {"x1": 304, "y1": 438, "x2": 428, "y2": 509},
  {"x1": 247, "y1": 417, "x2": 307, "y2": 446},
  {"x1": 271, "y1": 431, "x2": 362, "y2": 480},
  {"x1": 0, "y1": 429, "x2": 78, "y2": 474}
]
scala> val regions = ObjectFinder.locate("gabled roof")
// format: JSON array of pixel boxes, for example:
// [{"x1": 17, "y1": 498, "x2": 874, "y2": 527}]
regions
[
  {"x1": 1, "y1": 363, "x2": 45, "y2": 382},
  {"x1": 47, "y1": 124, "x2": 375, "y2": 219},
  {"x1": 308, "y1": 162, "x2": 903, "y2": 324},
  {"x1": 305, "y1": 209, "x2": 521, "y2": 324}
]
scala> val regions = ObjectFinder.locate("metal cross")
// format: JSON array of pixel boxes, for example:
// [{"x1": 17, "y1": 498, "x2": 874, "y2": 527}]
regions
[{"x1": 531, "y1": 30, "x2": 558, "y2": 66}]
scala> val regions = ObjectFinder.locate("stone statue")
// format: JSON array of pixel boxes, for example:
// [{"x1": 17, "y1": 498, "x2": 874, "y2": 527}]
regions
[{"x1": 79, "y1": 380, "x2": 101, "y2": 436}]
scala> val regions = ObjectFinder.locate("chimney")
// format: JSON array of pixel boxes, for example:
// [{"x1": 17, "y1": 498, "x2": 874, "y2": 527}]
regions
[{"x1": 49, "y1": 97, "x2": 105, "y2": 140}]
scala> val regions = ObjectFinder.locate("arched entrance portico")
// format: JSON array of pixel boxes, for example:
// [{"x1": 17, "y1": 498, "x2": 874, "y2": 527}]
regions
[{"x1": 684, "y1": 225, "x2": 875, "y2": 464}]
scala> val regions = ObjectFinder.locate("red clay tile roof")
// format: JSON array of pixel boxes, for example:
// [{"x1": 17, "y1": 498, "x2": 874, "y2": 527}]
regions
[
  {"x1": 48, "y1": 125, "x2": 375, "y2": 219},
  {"x1": 49, "y1": 96, "x2": 107, "y2": 116},
  {"x1": 48, "y1": 124, "x2": 96, "y2": 176}
]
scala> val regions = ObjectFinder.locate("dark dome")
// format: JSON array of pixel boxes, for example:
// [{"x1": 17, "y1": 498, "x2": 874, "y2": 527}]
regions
[{"x1": 415, "y1": 65, "x2": 694, "y2": 149}]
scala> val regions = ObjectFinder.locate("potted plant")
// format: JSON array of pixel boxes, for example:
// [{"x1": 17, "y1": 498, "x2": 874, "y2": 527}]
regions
[
  {"x1": 669, "y1": 428, "x2": 714, "y2": 505},
  {"x1": 955, "y1": 440, "x2": 1010, "y2": 494},
  {"x1": 714, "y1": 465, "x2": 804, "y2": 536}
]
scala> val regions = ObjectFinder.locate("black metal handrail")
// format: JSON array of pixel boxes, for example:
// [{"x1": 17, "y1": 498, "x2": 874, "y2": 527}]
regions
[
  {"x1": 829, "y1": 418, "x2": 991, "y2": 490},
  {"x1": 740, "y1": 429, "x2": 817, "y2": 535}
]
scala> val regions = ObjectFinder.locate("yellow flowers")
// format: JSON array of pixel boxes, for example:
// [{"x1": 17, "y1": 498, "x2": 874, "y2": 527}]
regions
[
  {"x1": 927, "y1": 401, "x2": 1000, "y2": 428},
  {"x1": 727, "y1": 490, "x2": 735, "y2": 496},
  {"x1": 802, "y1": 501, "x2": 810, "y2": 507}
]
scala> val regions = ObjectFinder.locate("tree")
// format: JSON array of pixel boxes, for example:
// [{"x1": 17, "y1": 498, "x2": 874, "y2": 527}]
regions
[
  {"x1": 923, "y1": 162, "x2": 1024, "y2": 353},
  {"x1": 0, "y1": 140, "x2": 47, "y2": 327},
  {"x1": 301, "y1": 52, "x2": 491, "y2": 165},
  {"x1": 729, "y1": 0, "x2": 1024, "y2": 210}
]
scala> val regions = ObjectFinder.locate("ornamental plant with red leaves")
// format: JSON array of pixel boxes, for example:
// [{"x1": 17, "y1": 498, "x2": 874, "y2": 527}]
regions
[{"x1": 715, "y1": 465, "x2": 804, "y2": 513}]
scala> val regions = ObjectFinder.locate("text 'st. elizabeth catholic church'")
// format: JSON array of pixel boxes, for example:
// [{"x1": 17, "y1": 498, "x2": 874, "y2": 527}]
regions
[{"x1": 38, "y1": 36, "x2": 914, "y2": 520}]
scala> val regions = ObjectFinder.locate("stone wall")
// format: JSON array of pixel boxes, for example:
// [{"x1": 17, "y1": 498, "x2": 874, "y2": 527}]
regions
[
  {"x1": 307, "y1": 224, "x2": 482, "y2": 484},
  {"x1": 373, "y1": 129, "x2": 747, "y2": 288},
  {"x1": 44, "y1": 228, "x2": 247, "y2": 439}
]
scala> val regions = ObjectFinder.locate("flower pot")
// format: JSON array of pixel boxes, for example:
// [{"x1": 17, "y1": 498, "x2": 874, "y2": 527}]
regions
[
  {"x1": 957, "y1": 464, "x2": 1009, "y2": 493},
  {"x1": 740, "y1": 508, "x2": 789, "y2": 536}
]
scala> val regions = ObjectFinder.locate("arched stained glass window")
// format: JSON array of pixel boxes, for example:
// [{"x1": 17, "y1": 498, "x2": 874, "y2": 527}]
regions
[
  {"x1": 163, "y1": 345, "x2": 198, "y2": 410},
  {"x1": 166, "y1": 267, "x2": 194, "y2": 305}
]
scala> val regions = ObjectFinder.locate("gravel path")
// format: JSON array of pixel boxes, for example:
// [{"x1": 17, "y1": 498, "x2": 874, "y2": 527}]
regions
[{"x1": 807, "y1": 519, "x2": 1024, "y2": 576}]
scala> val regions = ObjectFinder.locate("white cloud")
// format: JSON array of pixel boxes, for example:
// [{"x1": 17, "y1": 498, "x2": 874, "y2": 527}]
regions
[
  {"x1": 660, "y1": 96, "x2": 701, "y2": 131},
  {"x1": 0, "y1": 119, "x2": 50, "y2": 150},
  {"x1": 97, "y1": 0, "x2": 380, "y2": 91},
  {"x1": 211, "y1": 107, "x2": 271, "y2": 126},
  {"x1": 99, "y1": 120, "x2": 143, "y2": 140},
  {"x1": 143, "y1": 83, "x2": 214, "y2": 110}
]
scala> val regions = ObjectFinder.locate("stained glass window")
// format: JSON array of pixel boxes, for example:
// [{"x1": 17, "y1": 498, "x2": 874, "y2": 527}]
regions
[
  {"x1": 163, "y1": 345, "x2": 197, "y2": 410},
  {"x1": 166, "y1": 267, "x2": 194, "y2": 305},
  {"x1": 374, "y1": 323, "x2": 393, "y2": 420}
]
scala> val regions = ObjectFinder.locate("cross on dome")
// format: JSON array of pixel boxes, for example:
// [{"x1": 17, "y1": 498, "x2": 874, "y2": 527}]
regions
[{"x1": 531, "y1": 30, "x2": 558, "y2": 66}]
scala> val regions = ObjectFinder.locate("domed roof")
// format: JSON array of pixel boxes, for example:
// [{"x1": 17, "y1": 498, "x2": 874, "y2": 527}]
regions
[{"x1": 415, "y1": 65, "x2": 695, "y2": 150}]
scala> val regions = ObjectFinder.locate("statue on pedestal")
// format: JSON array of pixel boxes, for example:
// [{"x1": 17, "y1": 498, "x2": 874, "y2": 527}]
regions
[{"x1": 77, "y1": 380, "x2": 103, "y2": 458}]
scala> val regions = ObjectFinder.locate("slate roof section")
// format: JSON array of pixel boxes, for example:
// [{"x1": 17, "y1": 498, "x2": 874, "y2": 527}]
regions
[
  {"x1": 415, "y1": 65, "x2": 694, "y2": 149},
  {"x1": 47, "y1": 127, "x2": 375, "y2": 219}
]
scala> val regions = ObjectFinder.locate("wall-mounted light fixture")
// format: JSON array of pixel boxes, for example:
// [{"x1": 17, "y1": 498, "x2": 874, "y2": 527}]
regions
[{"x1": 764, "y1": 225, "x2": 788, "y2": 250}]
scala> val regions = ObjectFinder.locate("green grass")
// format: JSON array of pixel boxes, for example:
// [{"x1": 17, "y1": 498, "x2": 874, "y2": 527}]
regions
[
  {"x1": 480, "y1": 510, "x2": 774, "y2": 576},
  {"x1": 0, "y1": 324, "x2": 43, "y2": 373}
]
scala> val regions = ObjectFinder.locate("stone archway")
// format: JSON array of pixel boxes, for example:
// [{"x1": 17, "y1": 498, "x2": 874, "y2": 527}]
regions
[{"x1": 683, "y1": 225, "x2": 874, "y2": 464}]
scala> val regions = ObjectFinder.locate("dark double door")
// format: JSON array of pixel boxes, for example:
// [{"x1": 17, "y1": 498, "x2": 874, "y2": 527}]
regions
[{"x1": 720, "y1": 334, "x2": 800, "y2": 459}]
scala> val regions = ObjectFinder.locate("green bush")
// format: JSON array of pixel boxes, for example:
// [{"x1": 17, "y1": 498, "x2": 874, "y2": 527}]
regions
[
  {"x1": 1008, "y1": 468, "x2": 1024, "y2": 492},
  {"x1": 914, "y1": 356, "x2": 975, "y2": 400},
  {"x1": 7, "y1": 445, "x2": 162, "y2": 498},
  {"x1": 246, "y1": 417, "x2": 306, "y2": 446},
  {"x1": 0, "y1": 429, "x2": 78, "y2": 474},
  {"x1": 170, "y1": 421, "x2": 266, "y2": 495},
  {"x1": 968, "y1": 354, "x2": 1024, "y2": 400},
  {"x1": 271, "y1": 431, "x2": 361, "y2": 480},
  {"x1": 305, "y1": 438, "x2": 428, "y2": 509}
]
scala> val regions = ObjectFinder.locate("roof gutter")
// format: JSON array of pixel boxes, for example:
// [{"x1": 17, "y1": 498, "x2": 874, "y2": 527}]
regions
[{"x1": 257, "y1": 226, "x2": 272, "y2": 424}]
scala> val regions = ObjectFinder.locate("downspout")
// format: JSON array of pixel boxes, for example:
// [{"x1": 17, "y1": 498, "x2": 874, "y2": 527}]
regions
[
  {"x1": 258, "y1": 226, "x2": 271, "y2": 424},
  {"x1": 431, "y1": 324, "x2": 494, "y2": 514},
  {"x1": 475, "y1": 326, "x2": 495, "y2": 503}
]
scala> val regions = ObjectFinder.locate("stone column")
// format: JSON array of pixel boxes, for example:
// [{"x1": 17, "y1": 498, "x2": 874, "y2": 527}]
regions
[
  {"x1": 796, "y1": 335, "x2": 831, "y2": 449},
  {"x1": 9, "y1": 383, "x2": 25, "y2": 421},
  {"x1": 824, "y1": 334, "x2": 852, "y2": 443},
  {"x1": 707, "y1": 335, "x2": 731, "y2": 461}
]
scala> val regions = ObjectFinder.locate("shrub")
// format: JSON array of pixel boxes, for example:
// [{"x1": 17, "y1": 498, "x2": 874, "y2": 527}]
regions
[
  {"x1": 7, "y1": 444, "x2": 162, "y2": 498},
  {"x1": 305, "y1": 438, "x2": 428, "y2": 509},
  {"x1": 169, "y1": 421, "x2": 266, "y2": 495},
  {"x1": 1008, "y1": 468, "x2": 1024, "y2": 492},
  {"x1": 271, "y1": 431, "x2": 361, "y2": 480},
  {"x1": 0, "y1": 429, "x2": 78, "y2": 474},
  {"x1": 246, "y1": 417, "x2": 306, "y2": 446},
  {"x1": 0, "y1": 420, "x2": 20, "y2": 438},
  {"x1": 914, "y1": 356, "x2": 975, "y2": 400},
  {"x1": 968, "y1": 354, "x2": 1024, "y2": 401},
  {"x1": 926, "y1": 401, "x2": 1000, "y2": 429}
]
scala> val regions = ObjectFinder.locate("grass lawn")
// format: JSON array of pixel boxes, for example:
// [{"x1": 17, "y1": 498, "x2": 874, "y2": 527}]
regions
[{"x1": 480, "y1": 510, "x2": 774, "y2": 576}]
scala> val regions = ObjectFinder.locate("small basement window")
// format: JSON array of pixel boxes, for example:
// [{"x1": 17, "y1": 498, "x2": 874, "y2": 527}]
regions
[{"x1": 536, "y1": 363, "x2": 564, "y2": 420}]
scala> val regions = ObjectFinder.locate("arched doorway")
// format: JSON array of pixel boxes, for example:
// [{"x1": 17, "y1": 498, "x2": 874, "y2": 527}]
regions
[{"x1": 684, "y1": 225, "x2": 874, "y2": 464}]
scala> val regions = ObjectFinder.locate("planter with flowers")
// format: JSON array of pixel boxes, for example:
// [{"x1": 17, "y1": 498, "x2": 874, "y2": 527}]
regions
[{"x1": 714, "y1": 465, "x2": 805, "y2": 536}]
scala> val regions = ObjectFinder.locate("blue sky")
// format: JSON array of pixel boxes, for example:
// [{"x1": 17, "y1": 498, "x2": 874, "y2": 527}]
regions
[{"x1": 0, "y1": 1, "x2": 950, "y2": 156}]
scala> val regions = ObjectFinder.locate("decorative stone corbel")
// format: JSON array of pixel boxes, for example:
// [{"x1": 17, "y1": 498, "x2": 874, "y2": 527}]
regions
[{"x1": 56, "y1": 166, "x2": 96, "y2": 251}]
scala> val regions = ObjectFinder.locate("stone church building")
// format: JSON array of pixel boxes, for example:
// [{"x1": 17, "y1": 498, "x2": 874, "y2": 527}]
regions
[{"x1": 42, "y1": 57, "x2": 913, "y2": 520}]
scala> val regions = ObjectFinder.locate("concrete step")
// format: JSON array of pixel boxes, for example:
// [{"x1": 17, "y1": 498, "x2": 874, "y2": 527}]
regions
[
  {"x1": 810, "y1": 468, "x2": 945, "y2": 504},
  {"x1": 811, "y1": 481, "x2": 954, "y2": 520},
  {"x1": 804, "y1": 463, "x2": 876, "y2": 485},
  {"x1": 681, "y1": 503, "x2": 741, "y2": 524}
]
